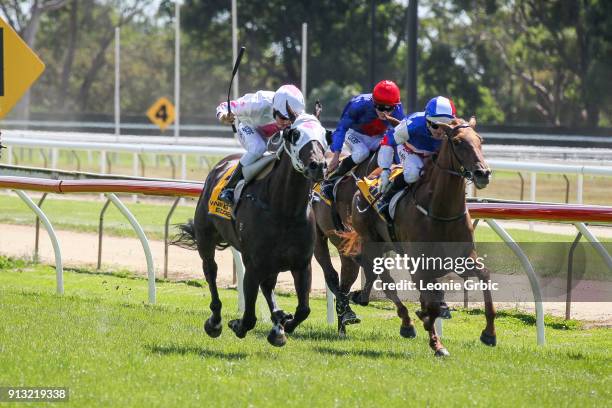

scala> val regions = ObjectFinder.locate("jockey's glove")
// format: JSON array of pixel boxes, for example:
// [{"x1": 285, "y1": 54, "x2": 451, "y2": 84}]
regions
[{"x1": 219, "y1": 112, "x2": 235, "y2": 125}]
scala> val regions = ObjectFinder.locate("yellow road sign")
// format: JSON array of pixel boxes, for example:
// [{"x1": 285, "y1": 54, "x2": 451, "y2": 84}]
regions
[
  {"x1": 0, "y1": 18, "x2": 46, "y2": 119},
  {"x1": 146, "y1": 97, "x2": 175, "y2": 131}
]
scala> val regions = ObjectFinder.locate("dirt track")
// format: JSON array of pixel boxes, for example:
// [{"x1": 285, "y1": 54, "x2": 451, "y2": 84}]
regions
[{"x1": 1, "y1": 222, "x2": 610, "y2": 324}]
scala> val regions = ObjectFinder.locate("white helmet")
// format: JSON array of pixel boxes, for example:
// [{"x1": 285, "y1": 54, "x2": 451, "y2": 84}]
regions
[{"x1": 273, "y1": 84, "x2": 305, "y2": 119}]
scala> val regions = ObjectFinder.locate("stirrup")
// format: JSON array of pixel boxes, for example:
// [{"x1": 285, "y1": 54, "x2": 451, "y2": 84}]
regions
[
  {"x1": 321, "y1": 181, "x2": 334, "y2": 201},
  {"x1": 219, "y1": 188, "x2": 235, "y2": 205}
]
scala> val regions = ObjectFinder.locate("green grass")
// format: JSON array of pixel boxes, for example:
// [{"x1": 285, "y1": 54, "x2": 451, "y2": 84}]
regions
[{"x1": 0, "y1": 258, "x2": 610, "y2": 407}]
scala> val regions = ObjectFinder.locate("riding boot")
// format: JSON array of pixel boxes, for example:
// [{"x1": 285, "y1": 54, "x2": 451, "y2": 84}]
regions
[
  {"x1": 377, "y1": 176, "x2": 409, "y2": 221},
  {"x1": 219, "y1": 162, "x2": 244, "y2": 205},
  {"x1": 321, "y1": 156, "x2": 357, "y2": 201}
]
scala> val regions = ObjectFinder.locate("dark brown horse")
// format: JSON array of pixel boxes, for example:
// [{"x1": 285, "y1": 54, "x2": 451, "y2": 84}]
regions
[
  {"x1": 311, "y1": 153, "x2": 381, "y2": 335},
  {"x1": 343, "y1": 117, "x2": 495, "y2": 357},
  {"x1": 174, "y1": 112, "x2": 327, "y2": 347}
]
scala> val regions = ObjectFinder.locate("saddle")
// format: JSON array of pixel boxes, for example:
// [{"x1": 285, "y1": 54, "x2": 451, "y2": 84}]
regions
[
  {"x1": 356, "y1": 166, "x2": 407, "y2": 222},
  {"x1": 208, "y1": 154, "x2": 277, "y2": 220}
]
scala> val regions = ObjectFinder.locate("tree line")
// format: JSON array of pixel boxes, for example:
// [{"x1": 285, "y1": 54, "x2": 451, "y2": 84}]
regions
[{"x1": 2, "y1": 0, "x2": 610, "y2": 128}]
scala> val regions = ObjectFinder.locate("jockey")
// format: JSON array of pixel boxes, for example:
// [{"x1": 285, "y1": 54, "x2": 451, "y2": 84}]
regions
[
  {"x1": 216, "y1": 84, "x2": 305, "y2": 204},
  {"x1": 320, "y1": 80, "x2": 404, "y2": 200},
  {"x1": 377, "y1": 96, "x2": 457, "y2": 210}
]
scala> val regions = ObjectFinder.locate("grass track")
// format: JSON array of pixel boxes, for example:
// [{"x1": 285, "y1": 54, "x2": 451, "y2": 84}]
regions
[{"x1": 0, "y1": 261, "x2": 610, "y2": 407}]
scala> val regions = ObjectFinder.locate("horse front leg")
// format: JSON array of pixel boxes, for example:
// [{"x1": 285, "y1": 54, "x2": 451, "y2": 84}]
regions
[
  {"x1": 377, "y1": 267, "x2": 416, "y2": 339},
  {"x1": 260, "y1": 274, "x2": 291, "y2": 347},
  {"x1": 228, "y1": 270, "x2": 259, "y2": 339},
  {"x1": 283, "y1": 264, "x2": 312, "y2": 334},
  {"x1": 420, "y1": 288, "x2": 450, "y2": 357},
  {"x1": 473, "y1": 265, "x2": 497, "y2": 346}
]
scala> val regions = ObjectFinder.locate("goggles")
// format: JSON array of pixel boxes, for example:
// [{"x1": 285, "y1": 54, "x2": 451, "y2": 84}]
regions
[{"x1": 374, "y1": 103, "x2": 395, "y2": 113}]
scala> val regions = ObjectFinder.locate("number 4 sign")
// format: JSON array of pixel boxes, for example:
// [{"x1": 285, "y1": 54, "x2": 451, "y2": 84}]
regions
[
  {"x1": 0, "y1": 18, "x2": 46, "y2": 119},
  {"x1": 146, "y1": 97, "x2": 176, "y2": 131}
]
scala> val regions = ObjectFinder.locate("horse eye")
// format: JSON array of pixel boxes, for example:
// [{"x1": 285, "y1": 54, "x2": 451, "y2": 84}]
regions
[
  {"x1": 292, "y1": 131, "x2": 300, "y2": 144},
  {"x1": 453, "y1": 138, "x2": 462, "y2": 145}
]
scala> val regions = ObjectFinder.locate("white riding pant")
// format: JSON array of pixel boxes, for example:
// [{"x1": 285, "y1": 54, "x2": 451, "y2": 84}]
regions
[
  {"x1": 345, "y1": 129, "x2": 383, "y2": 163},
  {"x1": 236, "y1": 122, "x2": 267, "y2": 166},
  {"x1": 398, "y1": 145, "x2": 425, "y2": 183}
]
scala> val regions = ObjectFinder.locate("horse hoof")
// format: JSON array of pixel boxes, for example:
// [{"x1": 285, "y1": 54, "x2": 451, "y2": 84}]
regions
[
  {"x1": 267, "y1": 329, "x2": 287, "y2": 347},
  {"x1": 349, "y1": 290, "x2": 369, "y2": 306},
  {"x1": 434, "y1": 348, "x2": 450, "y2": 357},
  {"x1": 439, "y1": 307, "x2": 452, "y2": 319},
  {"x1": 340, "y1": 310, "x2": 361, "y2": 326},
  {"x1": 283, "y1": 320, "x2": 297, "y2": 334},
  {"x1": 204, "y1": 318, "x2": 222, "y2": 338},
  {"x1": 480, "y1": 331, "x2": 497, "y2": 347},
  {"x1": 400, "y1": 325, "x2": 417, "y2": 339},
  {"x1": 228, "y1": 319, "x2": 246, "y2": 339}
]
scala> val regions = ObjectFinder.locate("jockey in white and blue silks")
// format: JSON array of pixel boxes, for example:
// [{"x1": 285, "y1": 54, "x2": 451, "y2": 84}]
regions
[
  {"x1": 215, "y1": 84, "x2": 306, "y2": 204},
  {"x1": 377, "y1": 96, "x2": 457, "y2": 206},
  {"x1": 320, "y1": 80, "x2": 404, "y2": 200}
]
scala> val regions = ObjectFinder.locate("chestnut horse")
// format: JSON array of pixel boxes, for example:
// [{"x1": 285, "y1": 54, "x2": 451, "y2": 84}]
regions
[
  {"x1": 174, "y1": 112, "x2": 327, "y2": 347},
  {"x1": 343, "y1": 118, "x2": 495, "y2": 357}
]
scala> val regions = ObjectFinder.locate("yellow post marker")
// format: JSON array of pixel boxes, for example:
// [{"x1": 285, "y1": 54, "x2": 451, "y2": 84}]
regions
[
  {"x1": 146, "y1": 97, "x2": 176, "y2": 131},
  {"x1": 0, "y1": 18, "x2": 46, "y2": 119}
]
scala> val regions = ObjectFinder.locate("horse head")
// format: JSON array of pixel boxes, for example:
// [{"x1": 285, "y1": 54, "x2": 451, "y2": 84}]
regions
[
  {"x1": 437, "y1": 117, "x2": 491, "y2": 189},
  {"x1": 281, "y1": 101, "x2": 327, "y2": 182}
]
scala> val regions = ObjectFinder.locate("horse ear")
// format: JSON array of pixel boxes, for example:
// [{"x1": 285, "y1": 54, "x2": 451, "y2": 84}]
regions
[
  {"x1": 285, "y1": 101, "x2": 297, "y2": 122},
  {"x1": 469, "y1": 116, "x2": 477, "y2": 129},
  {"x1": 315, "y1": 100, "x2": 322, "y2": 120}
]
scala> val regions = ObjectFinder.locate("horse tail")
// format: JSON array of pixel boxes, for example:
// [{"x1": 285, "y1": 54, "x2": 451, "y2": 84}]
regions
[
  {"x1": 171, "y1": 219, "x2": 198, "y2": 250},
  {"x1": 334, "y1": 219, "x2": 363, "y2": 257}
]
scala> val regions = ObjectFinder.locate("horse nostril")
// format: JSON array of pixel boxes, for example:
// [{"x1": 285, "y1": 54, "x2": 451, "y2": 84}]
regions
[
  {"x1": 309, "y1": 161, "x2": 318, "y2": 170},
  {"x1": 475, "y1": 169, "x2": 491, "y2": 179}
]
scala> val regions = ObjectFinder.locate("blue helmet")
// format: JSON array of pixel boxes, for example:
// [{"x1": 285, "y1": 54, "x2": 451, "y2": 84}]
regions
[{"x1": 425, "y1": 96, "x2": 456, "y2": 124}]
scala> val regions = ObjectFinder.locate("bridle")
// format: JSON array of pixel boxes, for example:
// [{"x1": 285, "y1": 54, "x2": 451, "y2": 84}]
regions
[{"x1": 432, "y1": 123, "x2": 480, "y2": 182}]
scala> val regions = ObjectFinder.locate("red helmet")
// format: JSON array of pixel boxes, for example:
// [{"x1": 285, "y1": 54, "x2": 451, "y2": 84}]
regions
[{"x1": 372, "y1": 80, "x2": 401, "y2": 105}]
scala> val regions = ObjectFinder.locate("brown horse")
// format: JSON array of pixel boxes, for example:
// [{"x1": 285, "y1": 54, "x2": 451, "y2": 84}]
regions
[
  {"x1": 343, "y1": 117, "x2": 494, "y2": 356},
  {"x1": 311, "y1": 152, "x2": 386, "y2": 335},
  {"x1": 174, "y1": 112, "x2": 327, "y2": 347}
]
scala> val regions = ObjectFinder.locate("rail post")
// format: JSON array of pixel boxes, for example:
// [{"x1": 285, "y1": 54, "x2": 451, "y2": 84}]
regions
[
  {"x1": 97, "y1": 198, "x2": 112, "y2": 270},
  {"x1": 34, "y1": 193, "x2": 48, "y2": 262},
  {"x1": 15, "y1": 190, "x2": 63, "y2": 295},
  {"x1": 164, "y1": 197, "x2": 181, "y2": 279}
]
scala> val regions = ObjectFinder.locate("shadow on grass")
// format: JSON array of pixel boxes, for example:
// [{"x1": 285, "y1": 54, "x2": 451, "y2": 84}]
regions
[
  {"x1": 313, "y1": 346, "x2": 412, "y2": 359},
  {"x1": 282, "y1": 327, "x2": 386, "y2": 342},
  {"x1": 146, "y1": 344, "x2": 247, "y2": 360},
  {"x1": 462, "y1": 308, "x2": 582, "y2": 330}
]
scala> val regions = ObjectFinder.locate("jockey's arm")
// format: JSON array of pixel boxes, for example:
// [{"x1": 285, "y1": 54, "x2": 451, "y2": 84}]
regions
[
  {"x1": 328, "y1": 103, "x2": 358, "y2": 172},
  {"x1": 216, "y1": 91, "x2": 272, "y2": 125}
]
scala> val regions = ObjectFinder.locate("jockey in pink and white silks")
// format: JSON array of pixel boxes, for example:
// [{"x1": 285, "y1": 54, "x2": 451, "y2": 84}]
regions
[
  {"x1": 377, "y1": 96, "x2": 457, "y2": 212},
  {"x1": 215, "y1": 84, "x2": 306, "y2": 204}
]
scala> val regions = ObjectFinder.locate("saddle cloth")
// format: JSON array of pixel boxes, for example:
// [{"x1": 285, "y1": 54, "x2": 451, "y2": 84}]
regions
[
  {"x1": 209, "y1": 163, "x2": 238, "y2": 220},
  {"x1": 208, "y1": 155, "x2": 277, "y2": 220}
]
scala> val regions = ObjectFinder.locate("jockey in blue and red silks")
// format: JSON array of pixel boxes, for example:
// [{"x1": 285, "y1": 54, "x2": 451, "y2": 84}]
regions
[
  {"x1": 320, "y1": 80, "x2": 404, "y2": 200},
  {"x1": 376, "y1": 95, "x2": 457, "y2": 211}
]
